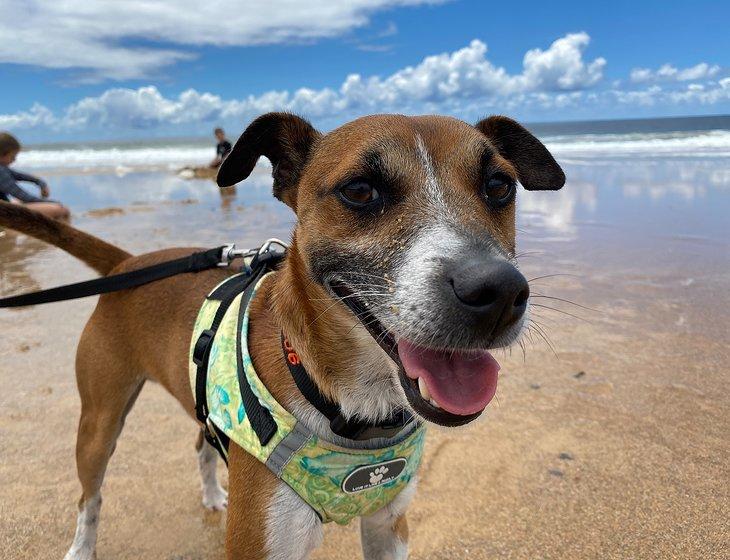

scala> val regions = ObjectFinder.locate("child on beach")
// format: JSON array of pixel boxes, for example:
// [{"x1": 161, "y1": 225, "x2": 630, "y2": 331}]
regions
[
  {"x1": 0, "y1": 132, "x2": 70, "y2": 220},
  {"x1": 209, "y1": 127, "x2": 232, "y2": 168}
]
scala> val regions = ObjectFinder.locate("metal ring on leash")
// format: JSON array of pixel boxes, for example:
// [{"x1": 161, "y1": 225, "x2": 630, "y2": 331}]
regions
[
  {"x1": 218, "y1": 238, "x2": 288, "y2": 268},
  {"x1": 257, "y1": 238, "x2": 288, "y2": 256}
]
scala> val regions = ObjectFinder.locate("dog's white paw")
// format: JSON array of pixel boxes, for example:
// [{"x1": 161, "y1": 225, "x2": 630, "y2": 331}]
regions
[{"x1": 202, "y1": 484, "x2": 228, "y2": 511}]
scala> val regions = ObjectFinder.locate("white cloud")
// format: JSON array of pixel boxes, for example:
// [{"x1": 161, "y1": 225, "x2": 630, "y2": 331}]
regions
[
  {"x1": 0, "y1": 103, "x2": 56, "y2": 129},
  {"x1": 630, "y1": 62, "x2": 722, "y2": 84},
  {"x1": 610, "y1": 78, "x2": 730, "y2": 108},
  {"x1": 3, "y1": 34, "x2": 729, "y2": 139},
  {"x1": 0, "y1": 0, "x2": 442, "y2": 80},
  {"x1": 339, "y1": 32, "x2": 604, "y2": 107},
  {"x1": 520, "y1": 32, "x2": 606, "y2": 91},
  {"x1": 665, "y1": 77, "x2": 730, "y2": 105},
  {"x1": 1, "y1": 33, "x2": 608, "y2": 134},
  {"x1": 63, "y1": 87, "x2": 229, "y2": 128}
]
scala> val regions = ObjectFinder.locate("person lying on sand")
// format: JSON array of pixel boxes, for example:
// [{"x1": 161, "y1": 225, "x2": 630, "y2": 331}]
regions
[
  {"x1": 0, "y1": 132, "x2": 70, "y2": 220},
  {"x1": 209, "y1": 127, "x2": 232, "y2": 168}
]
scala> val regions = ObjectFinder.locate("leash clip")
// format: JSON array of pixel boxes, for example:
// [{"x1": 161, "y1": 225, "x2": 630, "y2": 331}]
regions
[
  {"x1": 249, "y1": 238, "x2": 288, "y2": 270},
  {"x1": 218, "y1": 243, "x2": 256, "y2": 267},
  {"x1": 219, "y1": 239, "x2": 288, "y2": 273},
  {"x1": 257, "y1": 238, "x2": 288, "y2": 257}
]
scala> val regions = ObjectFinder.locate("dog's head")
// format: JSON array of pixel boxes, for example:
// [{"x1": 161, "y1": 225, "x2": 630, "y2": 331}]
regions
[{"x1": 219, "y1": 113, "x2": 564, "y2": 427}]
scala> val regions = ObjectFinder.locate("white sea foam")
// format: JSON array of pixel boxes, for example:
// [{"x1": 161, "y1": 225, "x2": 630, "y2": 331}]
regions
[
  {"x1": 15, "y1": 144, "x2": 216, "y2": 173},
  {"x1": 545, "y1": 130, "x2": 730, "y2": 158},
  {"x1": 12, "y1": 129, "x2": 730, "y2": 173}
]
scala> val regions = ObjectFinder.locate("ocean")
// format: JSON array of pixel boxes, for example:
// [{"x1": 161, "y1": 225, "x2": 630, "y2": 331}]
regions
[{"x1": 14, "y1": 115, "x2": 730, "y2": 173}]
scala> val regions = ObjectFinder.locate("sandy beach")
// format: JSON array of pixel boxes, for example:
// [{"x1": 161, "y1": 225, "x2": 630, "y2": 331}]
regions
[{"x1": 1, "y1": 154, "x2": 728, "y2": 559}]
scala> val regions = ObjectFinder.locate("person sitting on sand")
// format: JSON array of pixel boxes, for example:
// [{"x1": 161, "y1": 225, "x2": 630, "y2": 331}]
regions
[
  {"x1": 0, "y1": 132, "x2": 70, "y2": 220},
  {"x1": 209, "y1": 127, "x2": 232, "y2": 168}
]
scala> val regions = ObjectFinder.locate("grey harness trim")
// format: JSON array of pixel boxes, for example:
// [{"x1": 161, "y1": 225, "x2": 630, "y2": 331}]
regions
[{"x1": 265, "y1": 421, "x2": 311, "y2": 476}]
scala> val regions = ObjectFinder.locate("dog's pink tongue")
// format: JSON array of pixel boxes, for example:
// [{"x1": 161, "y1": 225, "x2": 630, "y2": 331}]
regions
[{"x1": 397, "y1": 340, "x2": 500, "y2": 416}]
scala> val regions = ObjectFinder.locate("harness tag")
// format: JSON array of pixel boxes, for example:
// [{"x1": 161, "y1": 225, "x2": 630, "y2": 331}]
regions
[{"x1": 341, "y1": 458, "x2": 408, "y2": 494}]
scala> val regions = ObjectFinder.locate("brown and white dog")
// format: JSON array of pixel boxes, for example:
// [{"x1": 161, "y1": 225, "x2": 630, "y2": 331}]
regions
[{"x1": 0, "y1": 112, "x2": 564, "y2": 559}]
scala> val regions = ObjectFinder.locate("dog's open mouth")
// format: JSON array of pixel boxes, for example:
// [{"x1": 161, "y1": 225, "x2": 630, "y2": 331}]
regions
[{"x1": 328, "y1": 281, "x2": 500, "y2": 427}]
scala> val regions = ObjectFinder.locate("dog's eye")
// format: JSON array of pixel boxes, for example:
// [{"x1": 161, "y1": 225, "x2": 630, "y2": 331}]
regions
[
  {"x1": 483, "y1": 173, "x2": 516, "y2": 207},
  {"x1": 339, "y1": 181, "x2": 380, "y2": 206}
]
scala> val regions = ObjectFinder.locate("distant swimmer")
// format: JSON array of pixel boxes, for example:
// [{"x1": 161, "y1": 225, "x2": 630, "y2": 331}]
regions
[
  {"x1": 209, "y1": 127, "x2": 232, "y2": 168},
  {"x1": 0, "y1": 132, "x2": 70, "y2": 220}
]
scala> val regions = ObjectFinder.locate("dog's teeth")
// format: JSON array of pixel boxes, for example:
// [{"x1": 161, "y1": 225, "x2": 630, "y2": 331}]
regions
[
  {"x1": 429, "y1": 398, "x2": 440, "y2": 409},
  {"x1": 417, "y1": 377, "x2": 431, "y2": 401}
]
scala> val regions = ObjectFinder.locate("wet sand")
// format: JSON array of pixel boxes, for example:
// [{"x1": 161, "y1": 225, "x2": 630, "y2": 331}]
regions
[{"x1": 1, "y1": 159, "x2": 728, "y2": 559}]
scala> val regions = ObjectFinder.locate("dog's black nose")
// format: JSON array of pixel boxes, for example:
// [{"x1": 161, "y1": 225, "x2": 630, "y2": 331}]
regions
[{"x1": 449, "y1": 258, "x2": 529, "y2": 333}]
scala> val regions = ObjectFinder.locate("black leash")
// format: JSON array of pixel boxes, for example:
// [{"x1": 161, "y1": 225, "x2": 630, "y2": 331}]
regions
[{"x1": 0, "y1": 245, "x2": 237, "y2": 308}]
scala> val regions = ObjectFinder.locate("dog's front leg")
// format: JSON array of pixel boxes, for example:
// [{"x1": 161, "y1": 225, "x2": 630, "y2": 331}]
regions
[
  {"x1": 196, "y1": 429, "x2": 228, "y2": 510},
  {"x1": 226, "y1": 443, "x2": 322, "y2": 560},
  {"x1": 360, "y1": 477, "x2": 417, "y2": 560}
]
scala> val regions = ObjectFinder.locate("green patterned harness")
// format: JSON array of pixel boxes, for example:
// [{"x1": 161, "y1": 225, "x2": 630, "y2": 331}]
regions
[{"x1": 189, "y1": 272, "x2": 426, "y2": 524}]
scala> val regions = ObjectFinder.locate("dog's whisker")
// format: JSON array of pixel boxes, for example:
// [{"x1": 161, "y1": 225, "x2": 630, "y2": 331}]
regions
[
  {"x1": 512, "y1": 250, "x2": 545, "y2": 260},
  {"x1": 308, "y1": 291, "x2": 389, "y2": 304},
  {"x1": 527, "y1": 272, "x2": 582, "y2": 283},
  {"x1": 530, "y1": 303, "x2": 592, "y2": 323},
  {"x1": 529, "y1": 319, "x2": 557, "y2": 348},
  {"x1": 530, "y1": 293, "x2": 600, "y2": 313},
  {"x1": 528, "y1": 324, "x2": 559, "y2": 358},
  {"x1": 528, "y1": 319, "x2": 557, "y2": 351},
  {"x1": 335, "y1": 272, "x2": 390, "y2": 283},
  {"x1": 308, "y1": 293, "x2": 396, "y2": 326},
  {"x1": 525, "y1": 327, "x2": 537, "y2": 348},
  {"x1": 518, "y1": 337, "x2": 527, "y2": 362},
  {"x1": 306, "y1": 297, "x2": 352, "y2": 327},
  {"x1": 528, "y1": 317, "x2": 554, "y2": 334}
]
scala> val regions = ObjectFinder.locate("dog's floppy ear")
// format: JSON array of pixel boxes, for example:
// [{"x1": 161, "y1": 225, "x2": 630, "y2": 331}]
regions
[
  {"x1": 475, "y1": 116, "x2": 565, "y2": 191},
  {"x1": 217, "y1": 112, "x2": 320, "y2": 208}
]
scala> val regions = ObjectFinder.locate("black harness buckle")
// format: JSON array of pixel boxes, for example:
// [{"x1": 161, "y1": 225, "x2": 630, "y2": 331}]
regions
[
  {"x1": 193, "y1": 329, "x2": 215, "y2": 367},
  {"x1": 329, "y1": 414, "x2": 366, "y2": 440},
  {"x1": 193, "y1": 329, "x2": 216, "y2": 422},
  {"x1": 329, "y1": 411, "x2": 414, "y2": 440}
]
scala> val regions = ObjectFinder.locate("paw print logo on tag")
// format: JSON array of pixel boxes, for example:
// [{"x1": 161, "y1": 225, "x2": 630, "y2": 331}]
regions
[
  {"x1": 342, "y1": 458, "x2": 408, "y2": 494},
  {"x1": 369, "y1": 466, "x2": 389, "y2": 485}
]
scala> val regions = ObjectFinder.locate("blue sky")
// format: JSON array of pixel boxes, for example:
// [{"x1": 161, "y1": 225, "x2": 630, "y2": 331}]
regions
[{"x1": 1, "y1": 0, "x2": 728, "y2": 142}]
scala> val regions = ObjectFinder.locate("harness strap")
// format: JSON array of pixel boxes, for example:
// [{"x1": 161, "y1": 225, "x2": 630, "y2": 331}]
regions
[
  {"x1": 281, "y1": 333, "x2": 415, "y2": 440},
  {"x1": 204, "y1": 420, "x2": 231, "y2": 464},
  {"x1": 192, "y1": 275, "x2": 250, "y2": 423},
  {"x1": 192, "y1": 247, "x2": 285, "y2": 458},
  {"x1": 282, "y1": 334, "x2": 340, "y2": 419},
  {"x1": 0, "y1": 246, "x2": 226, "y2": 308},
  {"x1": 235, "y1": 266, "x2": 278, "y2": 445}
]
